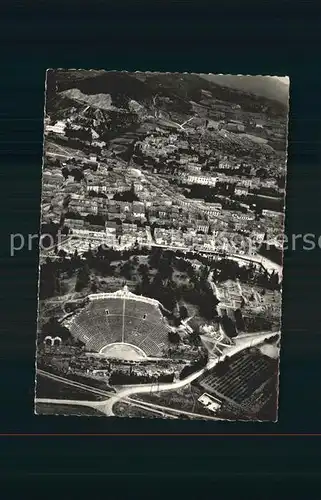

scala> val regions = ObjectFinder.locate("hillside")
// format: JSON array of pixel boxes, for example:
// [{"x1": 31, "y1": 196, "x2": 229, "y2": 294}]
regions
[
  {"x1": 61, "y1": 89, "x2": 115, "y2": 111},
  {"x1": 45, "y1": 70, "x2": 289, "y2": 161},
  {"x1": 201, "y1": 75, "x2": 289, "y2": 106},
  {"x1": 48, "y1": 70, "x2": 288, "y2": 118}
]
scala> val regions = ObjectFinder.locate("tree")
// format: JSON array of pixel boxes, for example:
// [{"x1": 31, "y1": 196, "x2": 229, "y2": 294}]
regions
[
  {"x1": 277, "y1": 175, "x2": 286, "y2": 189},
  {"x1": 148, "y1": 247, "x2": 163, "y2": 269},
  {"x1": 179, "y1": 306, "x2": 188, "y2": 320},
  {"x1": 168, "y1": 331, "x2": 180, "y2": 345},
  {"x1": 113, "y1": 184, "x2": 139, "y2": 202},
  {"x1": 198, "y1": 287, "x2": 219, "y2": 320},
  {"x1": 120, "y1": 261, "x2": 132, "y2": 280},
  {"x1": 62, "y1": 167, "x2": 69, "y2": 179},
  {"x1": 42, "y1": 317, "x2": 71, "y2": 342},
  {"x1": 189, "y1": 331, "x2": 201, "y2": 346},
  {"x1": 65, "y1": 127, "x2": 92, "y2": 143},
  {"x1": 256, "y1": 167, "x2": 268, "y2": 179},
  {"x1": 132, "y1": 256, "x2": 139, "y2": 266},
  {"x1": 158, "y1": 257, "x2": 174, "y2": 282},
  {"x1": 138, "y1": 263, "x2": 149, "y2": 276},
  {"x1": 75, "y1": 265, "x2": 90, "y2": 292},
  {"x1": 85, "y1": 214, "x2": 105, "y2": 226},
  {"x1": 159, "y1": 287, "x2": 177, "y2": 312},
  {"x1": 187, "y1": 265, "x2": 196, "y2": 280},
  {"x1": 57, "y1": 249, "x2": 67, "y2": 259},
  {"x1": 215, "y1": 358, "x2": 230, "y2": 376},
  {"x1": 70, "y1": 168, "x2": 84, "y2": 182},
  {"x1": 269, "y1": 271, "x2": 280, "y2": 291},
  {"x1": 179, "y1": 352, "x2": 208, "y2": 379},
  {"x1": 221, "y1": 315, "x2": 237, "y2": 338},
  {"x1": 39, "y1": 261, "x2": 59, "y2": 299},
  {"x1": 174, "y1": 258, "x2": 190, "y2": 273},
  {"x1": 234, "y1": 309, "x2": 245, "y2": 331}
]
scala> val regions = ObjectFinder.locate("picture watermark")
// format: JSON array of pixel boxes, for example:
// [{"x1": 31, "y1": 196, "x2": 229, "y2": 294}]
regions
[{"x1": 9, "y1": 231, "x2": 321, "y2": 257}]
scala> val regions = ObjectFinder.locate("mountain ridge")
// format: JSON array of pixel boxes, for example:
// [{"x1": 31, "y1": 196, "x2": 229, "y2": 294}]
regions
[
  {"x1": 201, "y1": 75, "x2": 289, "y2": 105},
  {"x1": 48, "y1": 71, "x2": 288, "y2": 118}
]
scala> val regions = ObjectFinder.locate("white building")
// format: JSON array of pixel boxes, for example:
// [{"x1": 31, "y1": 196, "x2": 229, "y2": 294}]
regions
[
  {"x1": 235, "y1": 186, "x2": 248, "y2": 196},
  {"x1": 262, "y1": 209, "x2": 282, "y2": 218},
  {"x1": 87, "y1": 185, "x2": 107, "y2": 194},
  {"x1": 187, "y1": 175, "x2": 217, "y2": 187},
  {"x1": 132, "y1": 202, "x2": 145, "y2": 218},
  {"x1": 45, "y1": 120, "x2": 66, "y2": 135}
]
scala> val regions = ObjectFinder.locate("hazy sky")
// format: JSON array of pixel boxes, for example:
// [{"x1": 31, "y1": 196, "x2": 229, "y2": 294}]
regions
[
  {"x1": 200, "y1": 74, "x2": 290, "y2": 103},
  {"x1": 272, "y1": 76, "x2": 289, "y2": 85}
]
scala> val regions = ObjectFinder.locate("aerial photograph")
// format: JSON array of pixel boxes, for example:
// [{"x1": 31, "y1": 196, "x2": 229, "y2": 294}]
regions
[{"x1": 35, "y1": 70, "x2": 289, "y2": 421}]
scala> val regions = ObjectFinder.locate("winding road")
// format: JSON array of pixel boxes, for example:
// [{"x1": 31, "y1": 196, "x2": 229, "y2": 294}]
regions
[{"x1": 36, "y1": 330, "x2": 279, "y2": 418}]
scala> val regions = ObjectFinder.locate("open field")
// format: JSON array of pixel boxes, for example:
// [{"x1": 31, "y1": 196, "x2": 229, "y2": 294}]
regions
[
  {"x1": 240, "y1": 133, "x2": 268, "y2": 144},
  {"x1": 197, "y1": 347, "x2": 278, "y2": 407},
  {"x1": 46, "y1": 140, "x2": 88, "y2": 159},
  {"x1": 133, "y1": 384, "x2": 215, "y2": 418},
  {"x1": 35, "y1": 374, "x2": 107, "y2": 401},
  {"x1": 113, "y1": 401, "x2": 163, "y2": 418},
  {"x1": 35, "y1": 402, "x2": 105, "y2": 416}
]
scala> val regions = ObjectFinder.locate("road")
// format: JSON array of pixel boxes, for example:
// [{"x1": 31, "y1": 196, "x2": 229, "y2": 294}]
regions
[
  {"x1": 111, "y1": 399, "x2": 181, "y2": 419},
  {"x1": 36, "y1": 369, "x2": 181, "y2": 419},
  {"x1": 37, "y1": 369, "x2": 116, "y2": 399},
  {"x1": 229, "y1": 253, "x2": 282, "y2": 278},
  {"x1": 36, "y1": 331, "x2": 278, "y2": 418},
  {"x1": 47, "y1": 152, "x2": 70, "y2": 160},
  {"x1": 98, "y1": 330, "x2": 278, "y2": 416},
  {"x1": 36, "y1": 370, "x2": 220, "y2": 420},
  {"x1": 121, "y1": 397, "x2": 222, "y2": 421},
  {"x1": 47, "y1": 226, "x2": 281, "y2": 280},
  {"x1": 35, "y1": 397, "x2": 104, "y2": 412}
]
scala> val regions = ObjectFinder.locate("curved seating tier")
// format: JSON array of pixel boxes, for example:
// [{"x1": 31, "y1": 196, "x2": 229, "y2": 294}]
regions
[{"x1": 68, "y1": 295, "x2": 170, "y2": 356}]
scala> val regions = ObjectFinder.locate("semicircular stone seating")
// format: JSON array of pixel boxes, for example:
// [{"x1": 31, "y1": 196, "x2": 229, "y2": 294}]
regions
[{"x1": 68, "y1": 296, "x2": 170, "y2": 356}]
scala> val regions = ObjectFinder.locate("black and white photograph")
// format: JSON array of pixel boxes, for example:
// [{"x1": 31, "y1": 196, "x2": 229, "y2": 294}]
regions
[{"x1": 34, "y1": 70, "x2": 289, "y2": 421}]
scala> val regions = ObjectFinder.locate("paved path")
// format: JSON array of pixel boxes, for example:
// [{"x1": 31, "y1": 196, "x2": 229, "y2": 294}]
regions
[
  {"x1": 100, "y1": 330, "x2": 278, "y2": 416},
  {"x1": 36, "y1": 331, "x2": 278, "y2": 418},
  {"x1": 35, "y1": 397, "x2": 104, "y2": 410},
  {"x1": 37, "y1": 369, "x2": 115, "y2": 399},
  {"x1": 125, "y1": 397, "x2": 222, "y2": 421}
]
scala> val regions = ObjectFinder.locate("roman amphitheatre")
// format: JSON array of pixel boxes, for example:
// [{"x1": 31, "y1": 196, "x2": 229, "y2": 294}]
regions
[{"x1": 64, "y1": 286, "x2": 172, "y2": 360}]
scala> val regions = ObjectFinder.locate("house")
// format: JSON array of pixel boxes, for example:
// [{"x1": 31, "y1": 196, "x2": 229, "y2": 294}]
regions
[
  {"x1": 238, "y1": 179, "x2": 252, "y2": 188},
  {"x1": 262, "y1": 209, "x2": 282, "y2": 218},
  {"x1": 200, "y1": 203, "x2": 222, "y2": 215},
  {"x1": 87, "y1": 185, "x2": 107, "y2": 194},
  {"x1": 132, "y1": 202, "x2": 145, "y2": 218},
  {"x1": 186, "y1": 175, "x2": 217, "y2": 187},
  {"x1": 235, "y1": 185, "x2": 248, "y2": 196},
  {"x1": 196, "y1": 221, "x2": 210, "y2": 233},
  {"x1": 64, "y1": 218, "x2": 85, "y2": 229},
  {"x1": 133, "y1": 181, "x2": 143, "y2": 192},
  {"x1": 217, "y1": 160, "x2": 240, "y2": 170},
  {"x1": 46, "y1": 120, "x2": 66, "y2": 135},
  {"x1": 224, "y1": 120, "x2": 245, "y2": 133},
  {"x1": 105, "y1": 221, "x2": 117, "y2": 234},
  {"x1": 122, "y1": 223, "x2": 138, "y2": 234},
  {"x1": 251, "y1": 232, "x2": 266, "y2": 244}
]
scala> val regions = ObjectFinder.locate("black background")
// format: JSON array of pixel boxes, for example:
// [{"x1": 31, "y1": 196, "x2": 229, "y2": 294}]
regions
[{"x1": 0, "y1": 0, "x2": 321, "y2": 487}]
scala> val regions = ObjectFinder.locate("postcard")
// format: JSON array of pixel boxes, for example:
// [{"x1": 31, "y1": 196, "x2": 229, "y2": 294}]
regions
[{"x1": 35, "y1": 70, "x2": 289, "y2": 421}]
